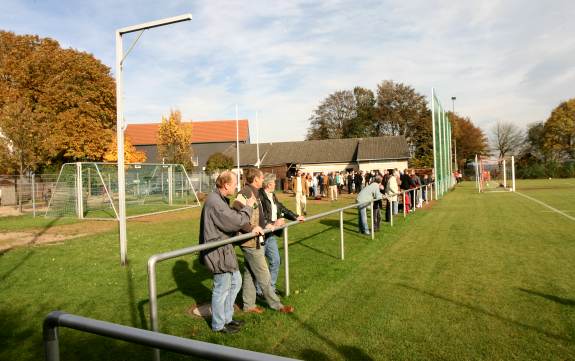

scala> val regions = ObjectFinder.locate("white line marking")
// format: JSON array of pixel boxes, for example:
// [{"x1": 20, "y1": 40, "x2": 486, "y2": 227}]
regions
[{"x1": 516, "y1": 191, "x2": 575, "y2": 222}]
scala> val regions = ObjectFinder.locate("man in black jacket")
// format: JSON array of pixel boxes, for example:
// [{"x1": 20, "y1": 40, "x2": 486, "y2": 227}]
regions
[{"x1": 258, "y1": 173, "x2": 304, "y2": 295}]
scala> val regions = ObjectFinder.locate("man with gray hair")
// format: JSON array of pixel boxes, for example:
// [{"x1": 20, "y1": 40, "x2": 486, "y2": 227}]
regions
[
  {"x1": 356, "y1": 175, "x2": 383, "y2": 235},
  {"x1": 258, "y1": 173, "x2": 304, "y2": 295}
]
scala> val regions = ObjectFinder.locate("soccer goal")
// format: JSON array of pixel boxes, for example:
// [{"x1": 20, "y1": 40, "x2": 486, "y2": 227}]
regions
[
  {"x1": 45, "y1": 162, "x2": 200, "y2": 219},
  {"x1": 475, "y1": 155, "x2": 515, "y2": 193}
]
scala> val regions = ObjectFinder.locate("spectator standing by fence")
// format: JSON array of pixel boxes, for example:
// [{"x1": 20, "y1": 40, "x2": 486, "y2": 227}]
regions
[
  {"x1": 199, "y1": 171, "x2": 261, "y2": 334},
  {"x1": 292, "y1": 170, "x2": 307, "y2": 216},
  {"x1": 258, "y1": 173, "x2": 304, "y2": 295},
  {"x1": 235, "y1": 169, "x2": 294, "y2": 314},
  {"x1": 356, "y1": 175, "x2": 383, "y2": 235}
]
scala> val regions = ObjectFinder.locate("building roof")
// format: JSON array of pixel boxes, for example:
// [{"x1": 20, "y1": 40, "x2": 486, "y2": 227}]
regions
[
  {"x1": 125, "y1": 120, "x2": 250, "y2": 145},
  {"x1": 223, "y1": 136, "x2": 410, "y2": 166}
]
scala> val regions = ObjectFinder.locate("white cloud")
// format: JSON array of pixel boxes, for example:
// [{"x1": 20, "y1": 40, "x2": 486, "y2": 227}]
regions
[{"x1": 1, "y1": 0, "x2": 574, "y2": 142}]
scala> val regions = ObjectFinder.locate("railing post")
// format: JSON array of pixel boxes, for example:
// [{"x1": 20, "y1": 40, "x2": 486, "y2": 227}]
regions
[
  {"x1": 283, "y1": 226, "x2": 290, "y2": 296},
  {"x1": 339, "y1": 210, "x2": 344, "y2": 260},
  {"x1": 370, "y1": 201, "x2": 374, "y2": 240},
  {"x1": 403, "y1": 192, "x2": 407, "y2": 218},
  {"x1": 32, "y1": 173, "x2": 36, "y2": 217},
  {"x1": 390, "y1": 197, "x2": 393, "y2": 227},
  {"x1": 148, "y1": 258, "x2": 161, "y2": 361},
  {"x1": 43, "y1": 312, "x2": 61, "y2": 361}
]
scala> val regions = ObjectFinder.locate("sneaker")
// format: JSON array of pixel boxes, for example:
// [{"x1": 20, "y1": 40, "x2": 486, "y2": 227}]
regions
[
  {"x1": 215, "y1": 325, "x2": 239, "y2": 334},
  {"x1": 278, "y1": 305, "x2": 294, "y2": 313},
  {"x1": 226, "y1": 320, "x2": 245, "y2": 328},
  {"x1": 244, "y1": 306, "x2": 265, "y2": 314}
]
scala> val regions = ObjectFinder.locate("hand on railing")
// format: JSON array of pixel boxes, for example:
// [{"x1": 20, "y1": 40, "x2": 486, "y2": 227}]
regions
[{"x1": 252, "y1": 226, "x2": 264, "y2": 236}]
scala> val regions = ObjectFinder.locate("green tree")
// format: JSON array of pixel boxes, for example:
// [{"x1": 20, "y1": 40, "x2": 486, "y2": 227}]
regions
[
  {"x1": 205, "y1": 152, "x2": 234, "y2": 173},
  {"x1": 342, "y1": 87, "x2": 375, "y2": 138},
  {"x1": 375, "y1": 80, "x2": 431, "y2": 167},
  {"x1": 157, "y1": 109, "x2": 194, "y2": 169},
  {"x1": 0, "y1": 31, "x2": 116, "y2": 175},
  {"x1": 306, "y1": 90, "x2": 356, "y2": 140},
  {"x1": 543, "y1": 98, "x2": 575, "y2": 160},
  {"x1": 449, "y1": 112, "x2": 489, "y2": 169}
]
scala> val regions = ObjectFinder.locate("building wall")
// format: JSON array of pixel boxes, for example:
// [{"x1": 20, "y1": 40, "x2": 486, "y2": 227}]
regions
[
  {"x1": 358, "y1": 160, "x2": 409, "y2": 172},
  {"x1": 135, "y1": 141, "x2": 242, "y2": 168},
  {"x1": 298, "y1": 162, "x2": 357, "y2": 173}
]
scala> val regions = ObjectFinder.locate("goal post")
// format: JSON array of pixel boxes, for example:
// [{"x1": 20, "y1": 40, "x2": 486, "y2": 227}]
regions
[{"x1": 476, "y1": 155, "x2": 515, "y2": 193}]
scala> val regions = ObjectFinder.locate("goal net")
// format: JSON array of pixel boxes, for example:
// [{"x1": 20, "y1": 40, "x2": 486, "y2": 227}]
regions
[
  {"x1": 475, "y1": 155, "x2": 515, "y2": 193},
  {"x1": 45, "y1": 162, "x2": 200, "y2": 219}
]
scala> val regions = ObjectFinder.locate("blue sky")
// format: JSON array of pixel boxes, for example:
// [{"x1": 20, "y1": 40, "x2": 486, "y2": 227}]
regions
[{"x1": 2, "y1": 0, "x2": 574, "y2": 142}]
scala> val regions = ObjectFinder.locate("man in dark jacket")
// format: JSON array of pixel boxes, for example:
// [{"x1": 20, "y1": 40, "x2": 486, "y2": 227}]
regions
[
  {"x1": 199, "y1": 171, "x2": 262, "y2": 333},
  {"x1": 258, "y1": 173, "x2": 304, "y2": 295},
  {"x1": 354, "y1": 171, "x2": 363, "y2": 193}
]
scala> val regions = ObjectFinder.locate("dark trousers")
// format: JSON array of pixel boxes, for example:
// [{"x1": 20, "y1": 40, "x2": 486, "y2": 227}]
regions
[
  {"x1": 373, "y1": 200, "x2": 382, "y2": 230},
  {"x1": 385, "y1": 199, "x2": 392, "y2": 222}
]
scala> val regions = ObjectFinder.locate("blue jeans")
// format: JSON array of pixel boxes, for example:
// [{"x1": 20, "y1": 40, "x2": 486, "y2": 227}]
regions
[
  {"x1": 256, "y1": 235, "x2": 281, "y2": 294},
  {"x1": 358, "y1": 205, "x2": 369, "y2": 234},
  {"x1": 211, "y1": 270, "x2": 241, "y2": 331}
]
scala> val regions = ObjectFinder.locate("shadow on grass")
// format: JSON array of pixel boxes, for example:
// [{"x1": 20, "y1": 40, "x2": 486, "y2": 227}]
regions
[
  {"x1": 395, "y1": 283, "x2": 573, "y2": 343},
  {"x1": 518, "y1": 288, "x2": 575, "y2": 306},
  {"x1": 137, "y1": 258, "x2": 212, "y2": 329},
  {"x1": 290, "y1": 314, "x2": 375, "y2": 361},
  {"x1": 0, "y1": 216, "x2": 63, "y2": 282},
  {"x1": 288, "y1": 227, "x2": 340, "y2": 260}
]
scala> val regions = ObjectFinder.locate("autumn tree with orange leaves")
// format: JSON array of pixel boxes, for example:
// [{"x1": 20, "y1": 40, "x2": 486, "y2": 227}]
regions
[{"x1": 0, "y1": 31, "x2": 116, "y2": 175}]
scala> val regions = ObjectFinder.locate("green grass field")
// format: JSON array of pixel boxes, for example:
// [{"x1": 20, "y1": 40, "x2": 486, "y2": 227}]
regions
[{"x1": 1, "y1": 180, "x2": 574, "y2": 360}]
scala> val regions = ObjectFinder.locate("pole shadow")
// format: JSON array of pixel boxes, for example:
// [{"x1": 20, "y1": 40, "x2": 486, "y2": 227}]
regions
[
  {"x1": 289, "y1": 313, "x2": 375, "y2": 361},
  {"x1": 0, "y1": 216, "x2": 63, "y2": 281},
  {"x1": 395, "y1": 283, "x2": 573, "y2": 343},
  {"x1": 137, "y1": 258, "x2": 212, "y2": 330},
  {"x1": 518, "y1": 288, "x2": 575, "y2": 306}
]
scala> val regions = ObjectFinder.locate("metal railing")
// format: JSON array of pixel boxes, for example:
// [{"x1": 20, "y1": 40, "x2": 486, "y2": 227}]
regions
[
  {"x1": 147, "y1": 199, "x2": 378, "y2": 360},
  {"x1": 399, "y1": 183, "x2": 435, "y2": 219},
  {"x1": 147, "y1": 182, "x2": 436, "y2": 360},
  {"x1": 43, "y1": 311, "x2": 300, "y2": 361}
]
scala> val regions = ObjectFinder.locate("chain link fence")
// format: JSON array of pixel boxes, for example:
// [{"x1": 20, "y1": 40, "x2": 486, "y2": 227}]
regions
[{"x1": 0, "y1": 174, "x2": 59, "y2": 215}]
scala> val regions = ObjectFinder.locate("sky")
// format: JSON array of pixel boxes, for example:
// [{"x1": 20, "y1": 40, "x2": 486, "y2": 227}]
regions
[{"x1": 1, "y1": 0, "x2": 574, "y2": 143}]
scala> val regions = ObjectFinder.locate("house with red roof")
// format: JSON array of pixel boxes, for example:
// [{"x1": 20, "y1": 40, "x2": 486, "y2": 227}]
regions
[{"x1": 125, "y1": 119, "x2": 250, "y2": 168}]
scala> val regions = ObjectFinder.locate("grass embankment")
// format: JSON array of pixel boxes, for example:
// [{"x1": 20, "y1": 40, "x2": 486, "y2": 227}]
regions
[{"x1": 1, "y1": 181, "x2": 574, "y2": 360}]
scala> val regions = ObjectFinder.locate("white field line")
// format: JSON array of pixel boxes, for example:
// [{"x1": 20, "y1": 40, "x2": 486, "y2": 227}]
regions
[{"x1": 516, "y1": 191, "x2": 575, "y2": 222}]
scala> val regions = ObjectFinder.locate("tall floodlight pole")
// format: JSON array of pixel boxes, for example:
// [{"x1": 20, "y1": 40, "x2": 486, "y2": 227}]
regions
[
  {"x1": 256, "y1": 111, "x2": 260, "y2": 168},
  {"x1": 451, "y1": 96, "x2": 457, "y2": 172},
  {"x1": 235, "y1": 104, "x2": 241, "y2": 191},
  {"x1": 116, "y1": 14, "x2": 192, "y2": 266}
]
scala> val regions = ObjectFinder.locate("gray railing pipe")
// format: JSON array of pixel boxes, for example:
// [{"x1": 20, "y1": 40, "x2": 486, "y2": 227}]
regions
[{"x1": 43, "y1": 311, "x2": 300, "y2": 361}]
